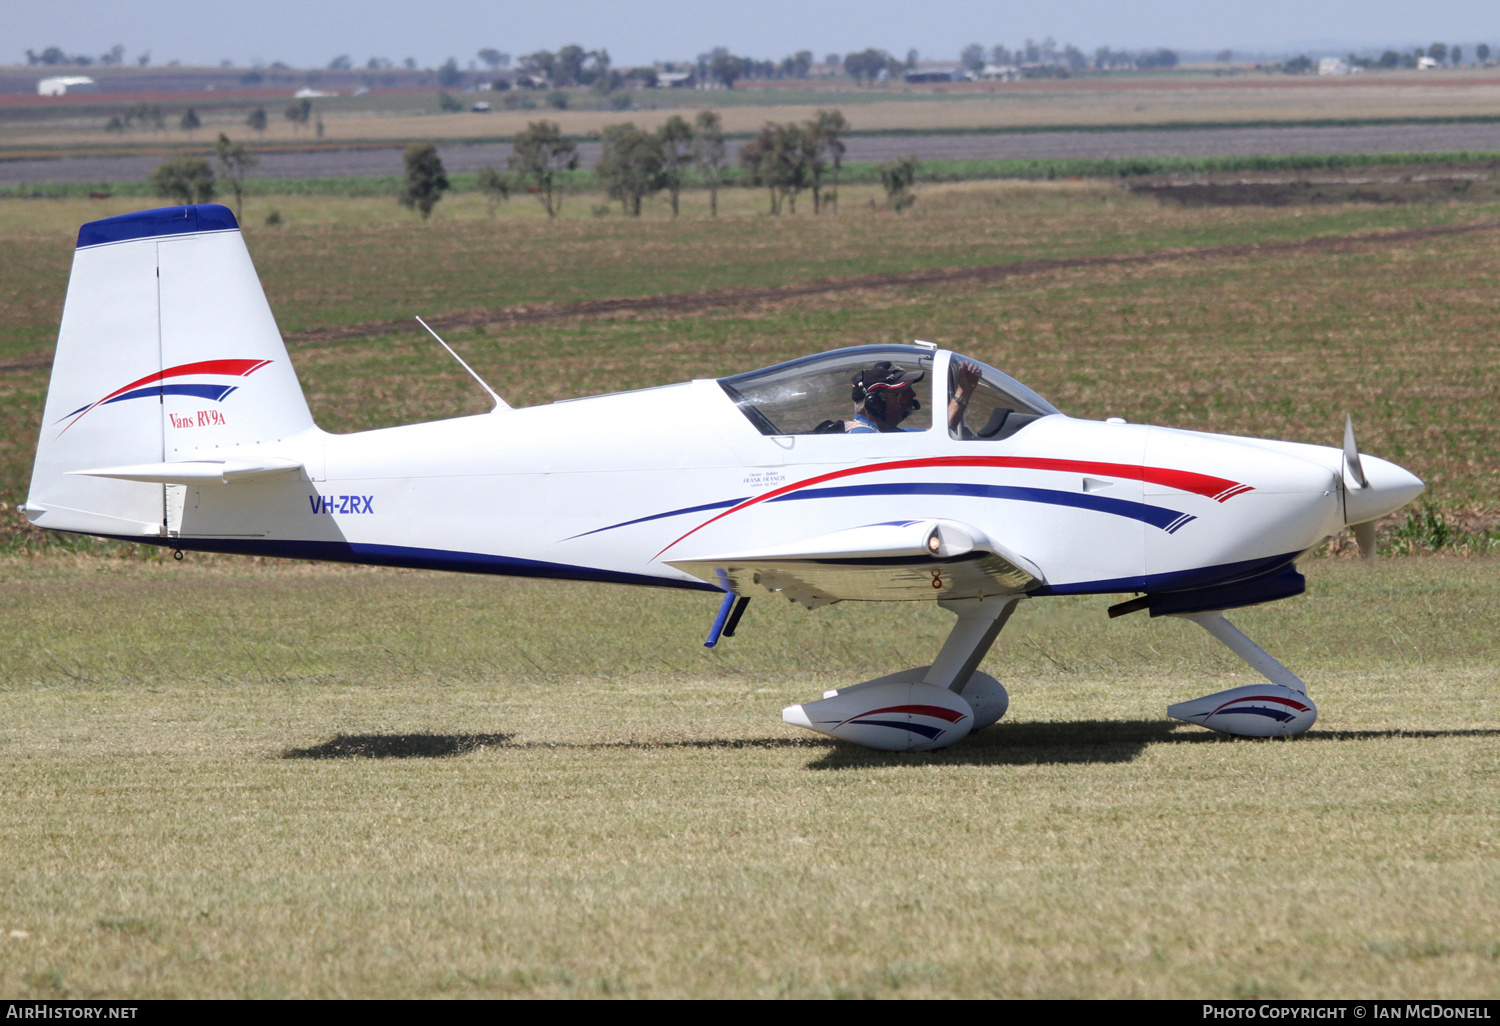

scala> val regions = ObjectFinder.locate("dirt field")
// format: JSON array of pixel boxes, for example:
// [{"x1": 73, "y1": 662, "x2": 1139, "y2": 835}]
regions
[{"x1": 12, "y1": 69, "x2": 1500, "y2": 155}]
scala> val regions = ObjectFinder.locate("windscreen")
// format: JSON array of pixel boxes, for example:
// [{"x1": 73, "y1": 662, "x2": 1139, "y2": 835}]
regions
[
  {"x1": 719, "y1": 346, "x2": 935, "y2": 435},
  {"x1": 947, "y1": 355, "x2": 1060, "y2": 441}
]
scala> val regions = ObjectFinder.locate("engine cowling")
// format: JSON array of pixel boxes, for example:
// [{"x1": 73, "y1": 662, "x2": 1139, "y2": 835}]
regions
[
  {"x1": 1167, "y1": 684, "x2": 1317, "y2": 738},
  {"x1": 783, "y1": 680, "x2": 974, "y2": 752}
]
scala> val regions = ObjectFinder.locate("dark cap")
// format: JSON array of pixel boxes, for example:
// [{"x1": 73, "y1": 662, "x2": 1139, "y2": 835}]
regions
[{"x1": 851, "y1": 361, "x2": 924, "y2": 404}]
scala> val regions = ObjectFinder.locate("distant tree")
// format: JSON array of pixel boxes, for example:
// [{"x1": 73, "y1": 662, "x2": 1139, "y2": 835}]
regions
[
  {"x1": 1378, "y1": 50, "x2": 1402, "y2": 69},
  {"x1": 1215, "y1": 49, "x2": 1234, "y2": 64},
  {"x1": 328, "y1": 54, "x2": 352, "y2": 70},
  {"x1": 960, "y1": 43, "x2": 986, "y2": 72},
  {"x1": 740, "y1": 121, "x2": 808, "y2": 215},
  {"x1": 1428, "y1": 42, "x2": 1448, "y2": 63},
  {"x1": 656, "y1": 114, "x2": 694, "y2": 217},
  {"x1": 149, "y1": 154, "x2": 215, "y2": 205},
  {"x1": 803, "y1": 108, "x2": 847, "y2": 214},
  {"x1": 137, "y1": 51, "x2": 150, "y2": 67},
  {"x1": 179, "y1": 108, "x2": 201, "y2": 135},
  {"x1": 475, "y1": 165, "x2": 509, "y2": 216},
  {"x1": 246, "y1": 107, "x2": 267, "y2": 135},
  {"x1": 284, "y1": 98, "x2": 312, "y2": 132},
  {"x1": 403, "y1": 57, "x2": 417, "y2": 70},
  {"x1": 507, "y1": 120, "x2": 579, "y2": 217},
  {"x1": 711, "y1": 53, "x2": 745, "y2": 89},
  {"x1": 1478, "y1": 43, "x2": 1492, "y2": 64},
  {"x1": 825, "y1": 53, "x2": 841, "y2": 71},
  {"x1": 843, "y1": 48, "x2": 890, "y2": 85},
  {"x1": 437, "y1": 57, "x2": 463, "y2": 88},
  {"x1": 545, "y1": 89, "x2": 568, "y2": 109},
  {"x1": 1282, "y1": 55, "x2": 1314, "y2": 74},
  {"x1": 991, "y1": 44, "x2": 1011, "y2": 65},
  {"x1": 1450, "y1": 45, "x2": 1462, "y2": 65},
  {"x1": 438, "y1": 92, "x2": 463, "y2": 112},
  {"x1": 213, "y1": 133, "x2": 258, "y2": 220},
  {"x1": 778, "y1": 51, "x2": 810, "y2": 78},
  {"x1": 519, "y1": 50, "x2": 556, "y2": 82},
  {"x1": 595, "y1": 123, "x2": 665, "y2": 216},
  {"x1": 478, "y1": 48, "x2": 510, "y2": 70},
  {"x1": 904, "y1": 49, "x2": 919, "y2": 69},
  {"x1": 692, "y1": 110, "x2": 727, "y2": 217},
  {"x1": 398, "y1": 142, "x2": 449, "y2": 219},
  {"x1": 101, "y1": 44, "x2": 125, "y2": 66},
  {"x1": 877, "y1": 155, "x2": 918, "y2": 212},
  {"x1": 1137, "y1": 48, "x2": 1179, "y2": 69},
  {"x1": 554, "y1": 44, "x2": 588, "y2": 85}
]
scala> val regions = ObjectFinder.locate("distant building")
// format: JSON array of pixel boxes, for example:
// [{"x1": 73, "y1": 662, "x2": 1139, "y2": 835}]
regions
[
  {"x1": 976, "y1": 63, "x2": 1019, "y2": 81},
  {"x1": 37, "y1": 76, "x2": 96, "y2": 96},
  {"x1": 905, "y1": 63, "x2": 967, "y2": 83},
  {"x1": 1417, "y1": 56, "x2": 1439, "y2": 70},
  {"x1": 1318, "y1": 57, "x2": 1350, "y2": 76},
  {"x1": 654, "y1": 71, "x2": 694, "y2": 88},
  {"x1": 294, "y1": 87, "x2": 337, "y2": 98}
]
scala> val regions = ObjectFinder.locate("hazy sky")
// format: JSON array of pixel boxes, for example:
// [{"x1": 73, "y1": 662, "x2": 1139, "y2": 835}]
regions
[{"x1": 13, "y1": 0, "x2": 1500, "y2": 68}]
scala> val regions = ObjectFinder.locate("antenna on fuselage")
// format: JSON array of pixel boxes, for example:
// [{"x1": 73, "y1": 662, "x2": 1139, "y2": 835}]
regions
[{"x1": 415, "y1": 316, "x2": 510, "y2": 411}]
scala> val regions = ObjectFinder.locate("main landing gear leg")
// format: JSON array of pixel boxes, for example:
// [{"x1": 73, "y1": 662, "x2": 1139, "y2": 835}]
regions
[
  {"x1": 781, "y1": 595, "x2": 1021, "y2": 752},
  {"x1": 1166, "y1": 611, "x2": 1317, "y2": 738}
]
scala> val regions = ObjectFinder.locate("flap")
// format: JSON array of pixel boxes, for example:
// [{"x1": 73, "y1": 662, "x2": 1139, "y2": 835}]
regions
[
  {"x1": 69, "y1": 457, "x2": 303, "y2": 484},
  {"x1": 666, "y1": 519, "x2": 1042, "y2": 608}
]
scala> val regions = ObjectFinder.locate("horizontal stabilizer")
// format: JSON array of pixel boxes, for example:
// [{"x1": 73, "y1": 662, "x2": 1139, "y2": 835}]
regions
[
  {"x1": 666, "y1": 519, "x2": 1042, "y2": 607},
  {"x1": 69, "y1": 457, "x2": 303, "y2": 484}
]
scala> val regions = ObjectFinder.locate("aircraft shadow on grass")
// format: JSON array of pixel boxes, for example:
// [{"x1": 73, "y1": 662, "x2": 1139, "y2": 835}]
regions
[{"x1": 281, "y1": 725, "x2": 1500, "y2": 765}]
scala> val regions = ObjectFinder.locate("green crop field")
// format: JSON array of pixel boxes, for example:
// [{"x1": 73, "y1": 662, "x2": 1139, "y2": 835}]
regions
[{"x1": 0, "y1": 179, "x2": 1496, "y2": 997}]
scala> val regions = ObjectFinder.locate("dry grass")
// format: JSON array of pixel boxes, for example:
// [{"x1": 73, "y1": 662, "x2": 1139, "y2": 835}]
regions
[{"x1": 0, "y1": 554, "x2": 1495, "y2": 998}]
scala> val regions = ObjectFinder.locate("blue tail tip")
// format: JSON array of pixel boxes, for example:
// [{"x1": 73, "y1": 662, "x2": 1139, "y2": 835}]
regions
[{"x1": 77, "y1": 204, "x2": 239, "y2": 249}]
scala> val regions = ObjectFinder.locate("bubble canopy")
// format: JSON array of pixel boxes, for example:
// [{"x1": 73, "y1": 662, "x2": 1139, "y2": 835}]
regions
[{"x1": 717, "y1": 345, "x2": 1060, "y2": 438}]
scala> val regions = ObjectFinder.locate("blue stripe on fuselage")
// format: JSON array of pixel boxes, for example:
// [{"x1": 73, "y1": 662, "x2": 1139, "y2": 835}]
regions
[{"x1": 768, "y1": 481, "x2": 1191, "y2": 533}]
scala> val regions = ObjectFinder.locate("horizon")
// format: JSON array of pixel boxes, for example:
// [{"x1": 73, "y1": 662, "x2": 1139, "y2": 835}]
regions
[{"x1": 9, "y1": 0, "x2": 1500, "y2": 71}]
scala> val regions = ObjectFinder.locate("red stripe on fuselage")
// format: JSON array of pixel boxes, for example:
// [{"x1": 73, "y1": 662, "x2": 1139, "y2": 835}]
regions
[{"x1": 654, "y1": 455, "x2": 1247, "y2": 557}]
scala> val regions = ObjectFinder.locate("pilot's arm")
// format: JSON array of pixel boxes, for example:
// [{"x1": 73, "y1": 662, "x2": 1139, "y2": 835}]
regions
[{"x1": 949, "y1": 359, "x2": 981, "y2": 435}]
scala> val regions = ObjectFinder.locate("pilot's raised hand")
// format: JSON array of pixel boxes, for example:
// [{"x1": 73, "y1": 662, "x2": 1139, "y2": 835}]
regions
[
  {"x1": 949, "y1": 359, "x2": 982, "y2": 433},
  {"x1": 953, "y1": 359, "x2": 981, "y2": 401}
]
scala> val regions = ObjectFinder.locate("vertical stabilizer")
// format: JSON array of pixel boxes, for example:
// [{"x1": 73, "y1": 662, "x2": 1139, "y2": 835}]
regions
[{"x1": 26, "y1": 204, "x2": 314, "y2": 538}]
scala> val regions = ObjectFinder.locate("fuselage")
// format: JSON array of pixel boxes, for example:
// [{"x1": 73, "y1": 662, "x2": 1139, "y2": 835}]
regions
[{"x1": 166, "y1": 358, "x2": 1385, "y2": 599}]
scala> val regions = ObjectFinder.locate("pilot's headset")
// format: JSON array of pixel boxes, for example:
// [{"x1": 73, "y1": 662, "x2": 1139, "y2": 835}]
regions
[{"x1": 852, "y1": 362, "x2": 924, "y2": 423}]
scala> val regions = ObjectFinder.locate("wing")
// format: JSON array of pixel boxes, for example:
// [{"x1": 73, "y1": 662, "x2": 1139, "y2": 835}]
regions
[{"x1": 665, "y1": 519, "x2": 1043, "y2": 609}]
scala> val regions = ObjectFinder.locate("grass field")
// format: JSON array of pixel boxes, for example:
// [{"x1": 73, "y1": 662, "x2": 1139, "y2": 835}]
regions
[
  {"x1": 0, "y1": 555, "x2": 1495, "y2": 998},
  {"x1": 0, "y1": 178, "x2": 1496, "y2": 997}
]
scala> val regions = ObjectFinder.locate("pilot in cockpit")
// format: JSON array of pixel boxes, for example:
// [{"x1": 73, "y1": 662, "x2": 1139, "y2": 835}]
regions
[
  {"x1": 845, "y1": 359, "x2": 984, "y2": 435},
  {"x1": 845, "y1": 362, "x2": 925, "y2": 433}
]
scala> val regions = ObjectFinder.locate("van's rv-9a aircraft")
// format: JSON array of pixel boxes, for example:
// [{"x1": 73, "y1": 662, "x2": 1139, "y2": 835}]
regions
[{"x1": 25, "y1": 205, "x2": 1426, "y2": 751}]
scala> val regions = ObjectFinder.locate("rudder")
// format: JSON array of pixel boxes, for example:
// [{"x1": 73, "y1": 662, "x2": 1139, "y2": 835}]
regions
[{"x1": 26, "y1": 204, "x2": 314, "y2": 538}]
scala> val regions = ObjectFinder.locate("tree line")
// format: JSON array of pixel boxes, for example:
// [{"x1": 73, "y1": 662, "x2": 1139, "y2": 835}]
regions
[{"x1": 148, "y1": 108, "x2": 924, "y2": 223}]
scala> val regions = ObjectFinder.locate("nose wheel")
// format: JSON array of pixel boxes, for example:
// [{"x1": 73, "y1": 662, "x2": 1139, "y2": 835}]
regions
[{"x1": 1166, "y1": 611, "x2": 1318, "y2": 737}]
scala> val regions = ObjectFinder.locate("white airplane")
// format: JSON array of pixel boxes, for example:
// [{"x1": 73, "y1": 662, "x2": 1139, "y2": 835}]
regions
[{"x1": 25, "y1": 205, "x2": 1426, "y2": 751}]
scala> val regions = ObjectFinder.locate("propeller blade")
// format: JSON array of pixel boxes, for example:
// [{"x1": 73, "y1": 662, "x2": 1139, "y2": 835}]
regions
[
  {"x1": 1353, "y1": 520, "x2": 1377, "y2": 561},
  {"x1": 1343, "y1": 414, "x2": 1368, "y2": 489}
]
